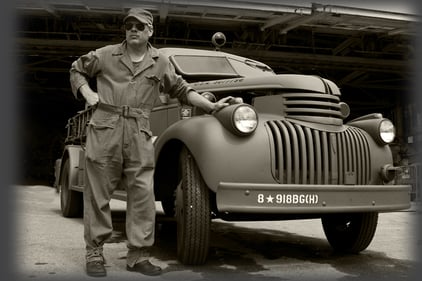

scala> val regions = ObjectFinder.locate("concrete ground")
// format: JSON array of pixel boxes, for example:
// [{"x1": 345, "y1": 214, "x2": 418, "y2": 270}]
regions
[{"x1": 12, "y1": 185, "x2": 422, "y2": 281}]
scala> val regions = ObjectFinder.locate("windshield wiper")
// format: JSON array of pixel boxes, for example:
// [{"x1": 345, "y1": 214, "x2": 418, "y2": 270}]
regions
[{"x1": 245, "y1": 59, "x2": 273, "y2": 72}]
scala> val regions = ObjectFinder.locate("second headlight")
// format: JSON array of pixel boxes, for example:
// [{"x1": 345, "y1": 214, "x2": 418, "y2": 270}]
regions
[{"x1": 379, "y1": 119, "x2": 396, "y2": 144}]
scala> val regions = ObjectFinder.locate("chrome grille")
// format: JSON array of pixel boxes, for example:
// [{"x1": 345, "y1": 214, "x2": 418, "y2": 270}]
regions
[
  {"x1": 283, "y1": 93, "x2": 343, "y2": 125},
  {"x1": 266, "y1": 120, "x2": 371, "y2": 185}
]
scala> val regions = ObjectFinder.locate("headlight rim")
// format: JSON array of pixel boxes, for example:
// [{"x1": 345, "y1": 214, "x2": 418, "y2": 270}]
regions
[
  {"x1": 378, "y1": 118, "x2": 396, "y2": 144},
  {"x1": 231, "y1": 104, "x2": 258, "y2": 136}
]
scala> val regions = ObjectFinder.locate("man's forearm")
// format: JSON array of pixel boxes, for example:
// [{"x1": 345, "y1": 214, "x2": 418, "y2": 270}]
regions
[
  {"x1": 79, "y1": 84, "x2": 99, "y2": 106},
  {"x1": 186, "y1": 91, "x2": 242, "y2": 114}
]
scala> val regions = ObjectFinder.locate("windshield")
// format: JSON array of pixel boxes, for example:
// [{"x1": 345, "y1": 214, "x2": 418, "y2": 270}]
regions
[
  {"x1": 172, "y1": 55, "x2": 238, "y2": 76},
  {"x1": 170, "y1": 55, "x2": 275, "y2": 79}
]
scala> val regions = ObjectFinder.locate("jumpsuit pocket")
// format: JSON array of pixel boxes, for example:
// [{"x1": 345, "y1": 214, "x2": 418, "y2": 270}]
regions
[
  {"x1": 86, "y1": 112, "x2": 120, "y2": 162},
  {"x1": 135, "y1": 75, "x2": 161, "y2": 106},
  {"x1": 88, "y1": 109, "x2": 119, "y2": 128},
  {"x1": 139, "y1": 128, "x2": 155, "y2": 169},
  {"x1": 88, "y1": 118, "x2": 118, "y2": 129}
]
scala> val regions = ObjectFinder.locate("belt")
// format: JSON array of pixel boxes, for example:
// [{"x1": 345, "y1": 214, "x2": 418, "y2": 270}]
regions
[{"x1": 96, "y1": 103, "x2": 148, "y2": 119}]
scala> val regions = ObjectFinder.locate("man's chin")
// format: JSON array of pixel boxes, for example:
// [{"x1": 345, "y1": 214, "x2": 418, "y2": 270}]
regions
[{"x1": 127, "y1": 39, "x2": 143, "y2": 46}]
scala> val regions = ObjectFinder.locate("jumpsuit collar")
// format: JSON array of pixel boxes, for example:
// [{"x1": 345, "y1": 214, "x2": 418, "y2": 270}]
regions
[{"x1": 114, "y1": 41, "x2": 160, "y2": 75}]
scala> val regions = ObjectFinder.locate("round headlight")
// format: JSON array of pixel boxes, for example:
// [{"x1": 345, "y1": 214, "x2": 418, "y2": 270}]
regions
[
  {"x1": 233, "y1": 105, "x2": 258, "y2": 134},
  {"x1": 201, "y1": 91, "x2": 217, "y2": 103},
  {"x1": 379, "y1": 119, "x2": 396, "y2": 144}
]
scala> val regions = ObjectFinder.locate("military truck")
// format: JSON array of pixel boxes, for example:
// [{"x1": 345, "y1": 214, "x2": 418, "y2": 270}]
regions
[{"x1": 55, "y1": 33, "x2": 410, "y2": 265}]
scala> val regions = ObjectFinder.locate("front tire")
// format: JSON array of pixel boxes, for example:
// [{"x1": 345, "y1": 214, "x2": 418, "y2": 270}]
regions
[
  {"x1": 176, "y1": 146, "x2": 211, "y2": 265},
  {"x1": 321, "y1": 212, "x2": 378, "y2": 253},
  {"x1": 60, "y1": 158, "x2": 83, "y2": 218}
]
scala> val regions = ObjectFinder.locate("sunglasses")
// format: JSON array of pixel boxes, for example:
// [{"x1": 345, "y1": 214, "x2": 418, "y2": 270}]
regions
[{"x1": 124, "y1": 22, "x2": 146, "y2": 31}]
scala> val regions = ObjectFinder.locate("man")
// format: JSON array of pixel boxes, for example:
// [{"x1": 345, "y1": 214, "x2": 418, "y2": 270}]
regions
[{"x1": 69, "y1": 7, "x2": 238, "y2": 277}]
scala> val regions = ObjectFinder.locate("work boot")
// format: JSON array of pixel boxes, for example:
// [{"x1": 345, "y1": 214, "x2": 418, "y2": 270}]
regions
[
  {"x1": 86, "y1": 260, "x2": 106, "y2": 277},
  {"x1": 86, "y1": 248, "x2": 106, "y2": 277},
  {"x1": 126, "y1": 260, "x2": 162, "y2": 276}
]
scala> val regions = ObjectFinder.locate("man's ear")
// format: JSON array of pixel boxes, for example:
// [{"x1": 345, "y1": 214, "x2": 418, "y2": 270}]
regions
[{"x1": 148, "y1": 27, "x2": 154, "y2": 37}]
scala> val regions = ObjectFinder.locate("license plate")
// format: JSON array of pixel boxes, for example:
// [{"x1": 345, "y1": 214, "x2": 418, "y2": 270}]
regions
[{"x1": 257, "y1": 193, "x2": 319, "y2": 205}]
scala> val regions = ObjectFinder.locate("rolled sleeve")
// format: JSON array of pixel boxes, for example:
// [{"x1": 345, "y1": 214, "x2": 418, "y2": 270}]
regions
[
  {"x1": 161, "y1": 62, "x2": 193, "y2": 106},
  {"x1": 69, "y1": 50, "x2": 101, "y2": 99}
]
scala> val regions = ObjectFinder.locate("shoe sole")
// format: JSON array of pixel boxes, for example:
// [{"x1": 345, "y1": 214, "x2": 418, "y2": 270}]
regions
[
  {"x1": 126, "y1": 265, "x2": 161, "y2": 276},
  {"x1": 86, "y1": 272, "x2": 107, "y2": 277}
]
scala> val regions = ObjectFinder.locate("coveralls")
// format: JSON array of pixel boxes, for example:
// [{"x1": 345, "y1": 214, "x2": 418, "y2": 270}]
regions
[{"x1": 69, "y1": 41, "x2": 192, "y2": 266}]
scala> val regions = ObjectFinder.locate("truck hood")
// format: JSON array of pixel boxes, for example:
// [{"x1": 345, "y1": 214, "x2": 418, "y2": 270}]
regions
[{"x1": 190, "y1": 74, "x2": 341, "y2": 96}]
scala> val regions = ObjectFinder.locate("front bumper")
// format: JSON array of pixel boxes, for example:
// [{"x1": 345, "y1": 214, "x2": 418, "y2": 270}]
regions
[{"x1": 216, "y1": 182, "x2": 411, "y2": 213}]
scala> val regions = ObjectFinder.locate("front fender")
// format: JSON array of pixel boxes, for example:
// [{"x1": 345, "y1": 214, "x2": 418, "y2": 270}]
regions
[{"x1": 154, "y1": 115, "x2": 274, "y2": 195}]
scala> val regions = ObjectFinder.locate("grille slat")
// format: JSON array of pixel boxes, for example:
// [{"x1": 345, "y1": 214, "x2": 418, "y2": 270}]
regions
[
  {"x1": 361, "y1": 129, "x2": 371, "y2": 183},
  {"x1": 321, "y1": 131, "x2": 329, "y2": 184},
  {"x1": 278, "y1": 121, "x2": 292, "y2": 183},
  {"x1": 329, "y1": 133, "x2": 339, "y2": 184},
  {"x1": 294, "y1": 124, "x2": 307, "y2": 184},
  {"x1": 267, "y1": 121, "x2": 282, "y2": 180},
  {"x1": 267, "y1": 120, "x2": 371, "y2": 185},
  {"x1": 345, "y1": 129, "x2": 355, "y2": 175},
  {"x1": 282, "y1": 93, "x2": 344, "y2": 125},
  {"x1": 313, "y1": 129, "x2": 322, "y2": 184},
  {"x1": 351, "y1": 127, "x2": 371, "y2": 184},
  {"x1": 285, "y1": 108, "x2": 344, "y2": 118},
  {"x1": 337, "y1": 133, "x2": 345, "y2": 184},
  {"x1": 285, "y1": 121, "x2": 300, "y2": 183},
  {"x1": 350, "y1": 128, "x2": 363, "y2": 184},
  {"x1": 304, "y1": 127, "x2": 315, "y2": 184}
]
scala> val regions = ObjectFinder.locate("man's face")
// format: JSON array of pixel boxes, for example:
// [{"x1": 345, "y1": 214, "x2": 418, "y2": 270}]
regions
[{"x1": 124, "y1": 19, "x2": 152, "y2": 46}]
